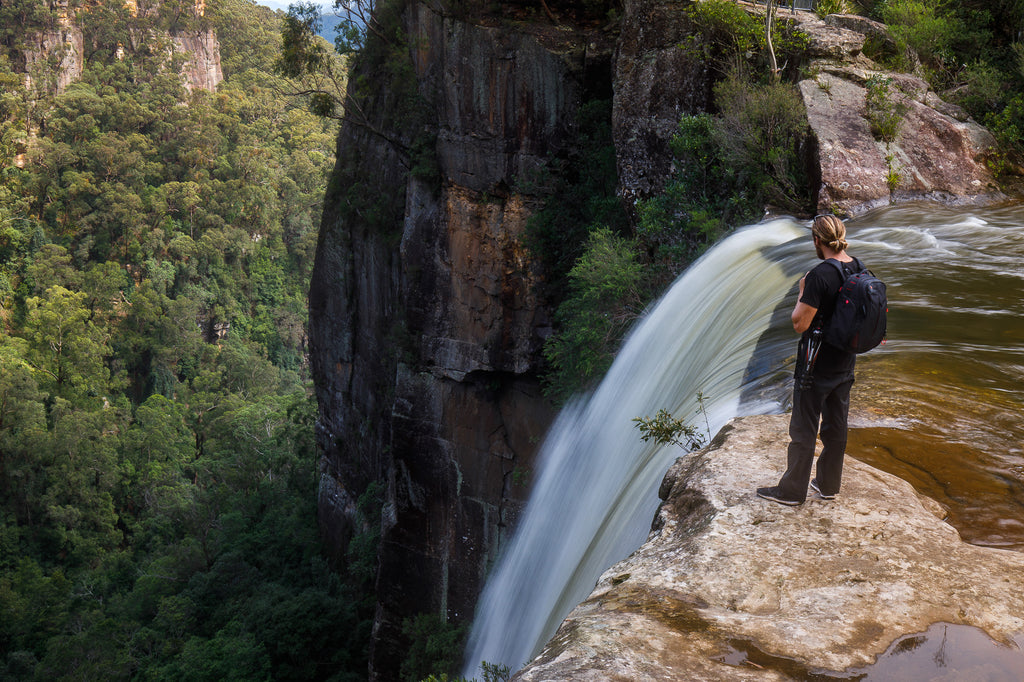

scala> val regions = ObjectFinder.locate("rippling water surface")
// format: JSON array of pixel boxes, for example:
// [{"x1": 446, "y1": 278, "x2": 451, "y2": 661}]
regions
[{"x1": 843, "y1": 204, "x2": 1024, "y2": 550}]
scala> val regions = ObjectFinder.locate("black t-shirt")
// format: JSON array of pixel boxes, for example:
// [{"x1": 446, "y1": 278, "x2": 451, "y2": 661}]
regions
[{"x1": 798, "y1": 257, "x2": 859, "y2": 378}]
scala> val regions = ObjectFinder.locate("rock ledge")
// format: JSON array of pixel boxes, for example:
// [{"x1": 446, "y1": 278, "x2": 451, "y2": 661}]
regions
[{"x1": 514, "y1": 415, "x2": 1024, "y2": 680}]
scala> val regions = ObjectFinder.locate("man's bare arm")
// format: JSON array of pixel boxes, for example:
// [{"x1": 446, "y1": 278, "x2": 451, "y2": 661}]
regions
[{"x1": 791, "y1": 274, "x2": 818, "y2": 333}]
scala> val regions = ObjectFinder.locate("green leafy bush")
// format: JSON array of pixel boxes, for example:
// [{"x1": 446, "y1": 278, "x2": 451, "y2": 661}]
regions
[
  {"x1": 864, "y1": 74, "x2": 908, "y2": 143},
  {"x1": 877, "y1": 0, "x2": 963, "y2": 84},
  {"x1": 634, "y1": 72, "x2": 809, "y2": 281},
  {"x1": 815, "y1": 0, "x2": 847, "y2": 17},
  {"x1": 420, "y1": 660, "x2": 512, "y2": 682},
  {"x1": 542, "y1": 227, "x2": 643, "y2": 402},
  {"x1": 682, "y1": 0, "x2": 762, "y2": 67},
  {"x1": 633, "y1": 395, "x2": 711, "y2": 453},
  {"x1": 712, "y1": 70, "x2": 811, "y2": 212},
  {"x1": 955, "y1": 60, "x2": 1010, "y2": 120},
  {"x1": 681, "y1": 0, "x2": 809, "y2": 80},
  {"x1": 400, "y1": 613, "x2": 467, "y2": 682},
  {"x1": 987, "y1": 91, "x2": 1024, "y2": 161},
  {"x1": 635, "y1": 114, "x2": 737, "y2": 270}
]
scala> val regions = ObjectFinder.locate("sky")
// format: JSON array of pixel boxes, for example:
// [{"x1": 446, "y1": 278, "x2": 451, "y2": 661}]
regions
[{"x1": 258, "y1": 0, "x2": 335, "y2": 12}]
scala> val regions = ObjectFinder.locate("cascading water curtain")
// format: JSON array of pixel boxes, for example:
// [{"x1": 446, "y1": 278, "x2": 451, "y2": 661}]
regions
[{"x1": 462, "y1": 220, "x2": 811, "y2": 675}]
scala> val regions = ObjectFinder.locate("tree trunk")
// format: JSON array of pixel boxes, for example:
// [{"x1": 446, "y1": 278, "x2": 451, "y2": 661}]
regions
[{"x1": 765, "y1": 0, "x2": 780, "y2": 82}]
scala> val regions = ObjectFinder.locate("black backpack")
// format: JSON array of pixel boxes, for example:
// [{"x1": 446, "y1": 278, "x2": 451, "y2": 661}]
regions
[{"x1": 823, "y1": 258, "x2": 887, "y2": 353}]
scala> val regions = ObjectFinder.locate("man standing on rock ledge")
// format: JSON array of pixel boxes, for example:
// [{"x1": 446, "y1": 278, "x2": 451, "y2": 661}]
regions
[{"x1": 758, "y1": 215, "x2": 860, "y2": 506}]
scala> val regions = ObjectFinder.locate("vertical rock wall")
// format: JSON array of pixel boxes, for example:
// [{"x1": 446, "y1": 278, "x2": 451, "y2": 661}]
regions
[
  {"x1": 21, "y1": 4, "x2": 222, "y2": 95},
  {"x1": 24, "y1": 24, "x2": 84, "y2": 92},
  {"x1": 172, "y1": 29, "x2": 223, "y2": 92},
  {"x1": 308, "y1": 3, "x2": 614, "y2": 678},
  {"x1": 613, "y1": 0, "x2": 713, "y2": 205}
]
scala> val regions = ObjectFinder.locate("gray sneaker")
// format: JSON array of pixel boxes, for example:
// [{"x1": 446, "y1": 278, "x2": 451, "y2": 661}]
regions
[{"x1": 810, "y1": 479, "x2": 835, "y2": 500}]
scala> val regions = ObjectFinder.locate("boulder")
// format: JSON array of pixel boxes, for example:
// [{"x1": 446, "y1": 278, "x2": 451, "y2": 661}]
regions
[
  {"x1": 514, "y1": 414, "x2": 1024, "y2": 680},
  {"x1": 802, "y1": 69, "x2": 1000, "y2": 216},
  {"x1": 791, "y1": 12, "x2": 1002, "y2": 215}
]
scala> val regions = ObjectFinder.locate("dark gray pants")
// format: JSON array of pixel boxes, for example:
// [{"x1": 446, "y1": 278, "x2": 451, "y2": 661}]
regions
[{"x1": 777, "y1": 373, "x2": 854, "y2": 502}]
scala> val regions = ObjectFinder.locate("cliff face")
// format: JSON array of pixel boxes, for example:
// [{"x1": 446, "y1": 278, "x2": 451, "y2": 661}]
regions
[
  {"x1": 308, "y1": 4, "x2": 613, "y2": 678},
  {"x1": 309, "y1": 1, "x2": 1010, "y2": 677},
  {"x1": 23, "y1": 21, "x2": 84, "y2": 92},
  {"x1": 21, "y1": 2, "x2": 222, "y2": 94},
  {"x1": 513, "y1": 415, "x2": 1024, "y2": 680},
  {"x1": 170, "y1": 28, "x2": 223, "y2": 92},
  {"x1": 613, "y1": 0, "x2": 714, "y2": 205}
]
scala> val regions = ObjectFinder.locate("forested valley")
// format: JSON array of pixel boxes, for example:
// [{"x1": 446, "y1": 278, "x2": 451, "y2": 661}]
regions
[{"x1": 0, "y1": 1, "x2": 373, "y2": 679}]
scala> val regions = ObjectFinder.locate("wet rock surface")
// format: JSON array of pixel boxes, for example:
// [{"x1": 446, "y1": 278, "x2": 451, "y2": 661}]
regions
[{"x1": 514, "y1": 414, "x2": 1024, "y2": 680}]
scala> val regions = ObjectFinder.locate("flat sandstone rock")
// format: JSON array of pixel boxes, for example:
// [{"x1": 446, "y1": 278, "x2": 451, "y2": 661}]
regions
[{"x1": 514, "y1": 415, "x2": 1024, "y2": 681}]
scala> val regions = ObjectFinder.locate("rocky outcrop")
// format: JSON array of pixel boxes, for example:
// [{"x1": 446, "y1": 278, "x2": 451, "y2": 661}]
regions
[
  {"x1": 171, "y1": 29, "x2": 223, "y2": 92},
  {"x1": 513, "y1": 414, "x2": 1024, "y2": 680},
  {"x1": 21, "y1": 5, "x2": 221, "y2": 94},
  {"x1": 612, "y1": 3, "x2": 1004, "y2": 216},
  {"x1": 794, "y1": 12, "x2": 1000, "y2": 215},
  {"x1": 24, "y1": 24, "x2": 84, "y2": 92}
]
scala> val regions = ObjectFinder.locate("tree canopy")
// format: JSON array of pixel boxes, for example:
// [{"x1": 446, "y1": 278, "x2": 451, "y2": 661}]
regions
[{"x1": 0, "y1": 0, "x2": 375, "y2": 679}]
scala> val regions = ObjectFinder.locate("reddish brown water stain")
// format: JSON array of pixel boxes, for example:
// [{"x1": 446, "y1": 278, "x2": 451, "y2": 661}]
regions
[{"x1": 848, "y1": 426, "x2": 1024, "y2": 551}]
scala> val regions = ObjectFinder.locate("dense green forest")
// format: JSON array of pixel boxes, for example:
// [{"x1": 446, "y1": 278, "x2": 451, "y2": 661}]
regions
[{"x1": 0, "y1": 0, "x2": 373, "y2": 679}]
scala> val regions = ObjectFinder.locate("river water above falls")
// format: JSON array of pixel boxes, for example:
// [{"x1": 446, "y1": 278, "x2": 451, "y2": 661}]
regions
[{"x1": 463, "y1": 203, "x2": 1024, "y2": 675}]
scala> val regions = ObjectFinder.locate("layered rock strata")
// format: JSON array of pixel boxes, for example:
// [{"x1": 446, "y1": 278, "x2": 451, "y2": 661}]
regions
[{"x1": 514, "y1": 414, "x2": 1024, "y2": 680}]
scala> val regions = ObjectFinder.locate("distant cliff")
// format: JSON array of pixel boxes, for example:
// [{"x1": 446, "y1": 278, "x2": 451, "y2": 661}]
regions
[
  {"x1": 20, "y1": 0, "x2": 222, "y2": 93},
  {"x1": 307, "y1": 1, "x2": 1009, "y2": 679}
]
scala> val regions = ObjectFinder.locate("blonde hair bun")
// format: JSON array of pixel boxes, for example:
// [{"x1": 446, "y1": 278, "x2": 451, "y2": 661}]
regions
[{"x1": 813, "y1": 215, "x2": 848, "y2": 252}]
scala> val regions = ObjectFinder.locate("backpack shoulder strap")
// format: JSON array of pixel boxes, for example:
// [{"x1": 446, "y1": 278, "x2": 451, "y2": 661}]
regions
[
  {"x1": 825, "y1": 258, "x2": 846, "y2": 283},
  {"x1": 826, "y1": 257, "x2": 863, "y2": 280}
]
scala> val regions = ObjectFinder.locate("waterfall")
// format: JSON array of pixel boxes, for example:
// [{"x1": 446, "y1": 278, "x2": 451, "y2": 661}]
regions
[{"x1": 462, "y1": 218, "x2": 812, "y2": 675}]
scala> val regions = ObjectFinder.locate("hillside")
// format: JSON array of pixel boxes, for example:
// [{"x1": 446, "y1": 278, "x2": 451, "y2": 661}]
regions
[{"x1": 0, "y1": 0, "x2": 366, "y2": 679}]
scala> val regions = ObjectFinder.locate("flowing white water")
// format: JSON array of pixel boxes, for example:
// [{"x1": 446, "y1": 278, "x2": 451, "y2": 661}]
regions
[{"x1": 462, "y1": 219, "x2": 810, "y2": 674}]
